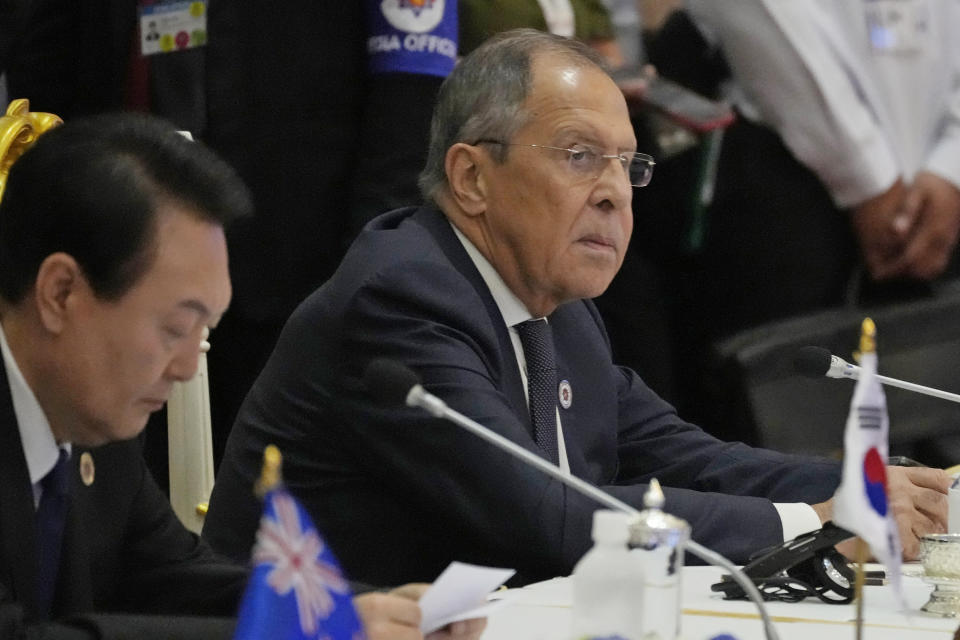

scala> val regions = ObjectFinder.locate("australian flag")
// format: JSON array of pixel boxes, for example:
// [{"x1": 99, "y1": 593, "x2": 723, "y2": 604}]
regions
[{"x1": 233, "y1": 488, "x2": 367, "y2": 640}]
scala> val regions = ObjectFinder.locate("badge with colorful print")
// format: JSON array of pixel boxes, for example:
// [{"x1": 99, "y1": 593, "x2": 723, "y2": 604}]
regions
[
  {"x1": 558, "y1": 379, "x2": 572, "y2": 409},
  {"x1": 140, "y1": 1, "x2": 208, "y2": 56}
]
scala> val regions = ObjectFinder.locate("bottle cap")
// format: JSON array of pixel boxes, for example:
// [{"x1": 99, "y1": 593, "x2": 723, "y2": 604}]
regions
[{"x1": 592, "y1": 509, "x2": 631, "y2": 544}]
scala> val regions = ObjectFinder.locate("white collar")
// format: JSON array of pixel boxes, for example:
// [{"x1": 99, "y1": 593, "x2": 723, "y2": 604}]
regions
[
  {"x1": 0, "y1": 322, "x2": 67, "y2": 486},
  {"x1": 450, "y1": 222, "x2": 538, "y2": 327}
]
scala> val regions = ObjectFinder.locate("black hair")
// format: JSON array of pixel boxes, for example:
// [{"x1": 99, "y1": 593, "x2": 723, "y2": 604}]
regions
[{"x1": 0, "y1": 112, "x2": 253, "y2": 303}]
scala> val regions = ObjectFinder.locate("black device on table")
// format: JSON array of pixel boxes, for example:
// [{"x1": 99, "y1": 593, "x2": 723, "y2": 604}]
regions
[{"x1": 710, "y1": 522, "x2": 860, "y2": 604}]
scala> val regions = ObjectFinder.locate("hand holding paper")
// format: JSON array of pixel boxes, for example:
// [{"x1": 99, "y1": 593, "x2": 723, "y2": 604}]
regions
[{"x1": 418, "y1": 561, "x2": 515, "y2": 635}]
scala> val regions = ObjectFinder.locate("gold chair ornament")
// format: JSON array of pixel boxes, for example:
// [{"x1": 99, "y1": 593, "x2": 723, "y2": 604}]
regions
[{"x1": 0, "y1": 99, "x2": 63, "y2": 201}]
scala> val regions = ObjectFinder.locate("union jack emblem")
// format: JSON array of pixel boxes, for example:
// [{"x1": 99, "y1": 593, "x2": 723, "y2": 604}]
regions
[{"x1": 252, "y1": 492, "x2": 351, "y2": 636}]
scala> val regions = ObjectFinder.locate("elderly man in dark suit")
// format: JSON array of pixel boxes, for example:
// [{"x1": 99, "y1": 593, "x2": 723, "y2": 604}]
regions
[
  {"x1": 0, "y1": 112, "x2": 483, "y2": 640},
  {"x1": 204, "y1": 29, "x2": 950, "y2": 587}
]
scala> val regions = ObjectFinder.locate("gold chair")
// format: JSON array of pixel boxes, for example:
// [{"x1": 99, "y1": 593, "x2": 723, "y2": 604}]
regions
[{"x1": 0, "y1": 100, "x2": 214, "y2": 533}]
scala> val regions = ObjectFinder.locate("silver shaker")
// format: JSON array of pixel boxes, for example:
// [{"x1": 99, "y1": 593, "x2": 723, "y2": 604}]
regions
[{"x1": 629, "y1": 479, "x2": 690, "y2": 640}]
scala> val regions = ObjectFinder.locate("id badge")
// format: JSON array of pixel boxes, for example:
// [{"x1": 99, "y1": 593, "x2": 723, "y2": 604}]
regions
[
  {"x1": 140, "y1": 1, "x2": 208, "y2": 56},
  {"x1": 864, "y1": 0, "x2": 930, "y2": 56}
]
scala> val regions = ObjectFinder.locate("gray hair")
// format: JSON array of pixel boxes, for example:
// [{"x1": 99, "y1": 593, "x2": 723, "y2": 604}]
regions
[{"x1": 418, "y1": 28, "x2": 609, "y2": 204}]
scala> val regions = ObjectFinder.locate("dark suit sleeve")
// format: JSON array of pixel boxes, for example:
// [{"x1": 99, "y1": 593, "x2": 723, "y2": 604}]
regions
[
  {"x1": 63, "y1": 613, "x2": 236, "y2": 640},
  {"x1": 116, "y1": 458, "x2": 247, "y2": 617},
  {"x1": 607, "y1": 364, "x2": 840, "y2": 562},
  {"x1": 0, "y1": 588, "x2": 237, "y2": 640},
  {"x1": 0, "y1": 585, "x2": 93, "y2": 639}
]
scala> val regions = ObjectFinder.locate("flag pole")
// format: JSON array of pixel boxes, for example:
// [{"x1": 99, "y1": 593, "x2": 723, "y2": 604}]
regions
[
  {"x1": 853, "y1": 538, "x2": 868, "y2": 640},
  {"x1": 255, "y1": 444, "x2": 283, "y2": 497},
  {"x1": 851, "y1": 319, "x2": 875, "y2": 640},
  {"x1": 853, "y1": 321, "x2": 873, "y2": 640}
]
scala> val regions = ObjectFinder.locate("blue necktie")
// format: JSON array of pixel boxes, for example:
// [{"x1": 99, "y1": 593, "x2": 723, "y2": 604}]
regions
[
  {"x1": 515, "y1": 319, "x2": 559, "y2": 464},
  {"x1": 36, "y1": 448, "x2": 70, "y2": 617}
]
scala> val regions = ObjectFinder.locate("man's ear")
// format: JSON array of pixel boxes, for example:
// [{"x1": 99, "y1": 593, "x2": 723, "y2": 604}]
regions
[
  {"x1": 445, "y1": 142, "x2": 489, "y2": 216},
  {"x1": 34, "y1": 253, "x2": 83, "y2": 334}
]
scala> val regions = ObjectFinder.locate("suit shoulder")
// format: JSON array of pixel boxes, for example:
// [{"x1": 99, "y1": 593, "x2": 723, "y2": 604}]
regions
[{"x1": 316, "y1": 207, "x2": 481, "y2": 311}]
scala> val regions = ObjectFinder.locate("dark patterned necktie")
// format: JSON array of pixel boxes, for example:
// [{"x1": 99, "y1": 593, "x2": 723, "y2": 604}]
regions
[
  {"x1": 36, "y1": 448, "x2": 70, "y2": 618},
  {"x1": 515, "y1": 319, "x2": 559, "y2": 463}
]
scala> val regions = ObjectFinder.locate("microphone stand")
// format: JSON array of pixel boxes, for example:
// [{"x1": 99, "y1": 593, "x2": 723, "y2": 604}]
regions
[
  {"x1": 407, "y1": 385, "x2": 782, "y2": 640},
  {"x1": 857, "y1": 371, "x2": 960, "y2": 404},
  {"x1": 798, "y1": 347, "x2": 960, "y2": 404}
]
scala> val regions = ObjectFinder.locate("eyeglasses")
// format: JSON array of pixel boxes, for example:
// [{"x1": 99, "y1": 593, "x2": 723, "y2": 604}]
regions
[{"x1": 476, "y1": 139, "x2": 655, "y2": 187}]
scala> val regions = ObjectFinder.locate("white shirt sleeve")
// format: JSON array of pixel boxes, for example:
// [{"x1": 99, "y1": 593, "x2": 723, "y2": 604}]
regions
[
  {"x1": 684, "y1": 0, "x2": 899, "y2": 207},
  {"x1": 924, "y1": 86, "x2": 960, "y2": 190},
  {"x1": 774, "y1": 502, "x2": 824, "y2": 543}
]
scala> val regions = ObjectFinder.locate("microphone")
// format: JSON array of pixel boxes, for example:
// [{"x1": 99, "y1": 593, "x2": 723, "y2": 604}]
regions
[
  {"x1": 794, "y1": 346, "x2": 960, "y2": 404},
  {"x1": 363, "y1": 358, "x2": 782, "y2": 640}
]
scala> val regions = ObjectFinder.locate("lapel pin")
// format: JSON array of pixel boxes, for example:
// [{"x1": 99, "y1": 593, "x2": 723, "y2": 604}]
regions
[
  {"x1": 558, "y1": 379, "x2": 572, "y2": 409},
  {"x1": 79, "y1": 452, "x2": 95, "y2": 486}
]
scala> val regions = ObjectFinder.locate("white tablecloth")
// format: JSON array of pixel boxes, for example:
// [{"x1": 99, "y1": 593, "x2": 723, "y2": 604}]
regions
[{"x1": 482, "y1": 564, "x2": 958, "y2": 639}]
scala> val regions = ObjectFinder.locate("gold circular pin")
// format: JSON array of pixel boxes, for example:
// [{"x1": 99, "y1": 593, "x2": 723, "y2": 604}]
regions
[{"x1": 79, "y1": 452, "x2": 95, "y2": 486}]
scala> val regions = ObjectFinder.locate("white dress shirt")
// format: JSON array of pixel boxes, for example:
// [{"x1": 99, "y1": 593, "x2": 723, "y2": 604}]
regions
[
  {"x1": 0, "y1": 322, "x2": 69, "y2": 508},
  {"x1": 450, "y1": 221, "x2": 821, "y2": 541}
]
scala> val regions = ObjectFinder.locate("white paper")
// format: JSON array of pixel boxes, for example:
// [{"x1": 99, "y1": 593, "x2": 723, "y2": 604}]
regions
[
  {"x1": 426, "y1": 598, "x2": 510, "y2": 632},
  {"x1": 488, "y1": 576, "x2": 571, "y2": 606},
  {"x1": 419, "y1": 561, "x2": 515, "y2": 634}
]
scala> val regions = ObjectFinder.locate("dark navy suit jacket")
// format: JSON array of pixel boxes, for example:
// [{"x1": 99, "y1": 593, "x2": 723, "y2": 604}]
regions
[
  {"x1": 0, "y1": 361, "x2": 246, "y2": 639},
  {"x1": 204, "y1": 206, "x2": 841, "y2": 586}
]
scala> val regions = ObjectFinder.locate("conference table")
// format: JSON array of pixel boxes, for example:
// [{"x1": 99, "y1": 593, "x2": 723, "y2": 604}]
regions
[{"x1": 481, "y1": 564, "x2": 958, "y2": 639}]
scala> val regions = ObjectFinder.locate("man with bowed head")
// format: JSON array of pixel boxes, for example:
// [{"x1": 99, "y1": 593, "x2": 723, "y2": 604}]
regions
[
  {"x1": 0, "y1": 111, "x2": 482, "y2": 639},
  {"x1": 205, "y1": 29, "x2": 950, "y2": 588}
]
